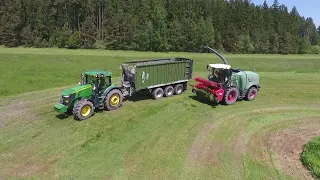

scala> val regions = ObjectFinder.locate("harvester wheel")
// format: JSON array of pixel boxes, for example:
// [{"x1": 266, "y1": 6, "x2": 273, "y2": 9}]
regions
[
  {"x1": 104, "y1": 89, "x2": 123, "y2": 111},
  {"x1": 222, "y1": 87, "x2": 239, "y2": 105},
  {"x1": 174, "y1": 84, "x2": 184, "y2": 95},
  {"x1": 73, "y1": 99, "x2": 94, "y2": 120},
  {"x1": 152, "y1": 88, "x2": 164, "y2": 100},
  {"x1": 245, "y1": 87, "x2": 258, "y2": 101},
  {"x1": 164, "y1": 86, "x2": 174, "y2": 97}
]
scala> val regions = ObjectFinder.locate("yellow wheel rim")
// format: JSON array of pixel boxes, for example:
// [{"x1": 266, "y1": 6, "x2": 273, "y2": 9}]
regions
[
  {"x1": 81, "y1": 105, "x2": 91, "y2": 117},
  {"x1": 110, "y1": 94, "x2": 120, "y2": 106}
]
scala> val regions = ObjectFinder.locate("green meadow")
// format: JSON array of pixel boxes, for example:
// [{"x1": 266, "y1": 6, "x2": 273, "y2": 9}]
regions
[{"x1": 1, "y1": 47, "x2": 319, "y2": 179}]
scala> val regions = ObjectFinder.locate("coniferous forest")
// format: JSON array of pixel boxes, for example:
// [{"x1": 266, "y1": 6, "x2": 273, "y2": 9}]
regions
[{"x1": 1, "y1": 0, "x2": 320, "y2": 54}]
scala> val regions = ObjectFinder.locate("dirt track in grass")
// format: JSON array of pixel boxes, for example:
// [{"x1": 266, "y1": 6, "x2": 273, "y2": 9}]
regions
[
  {"x1": 267, "y1": 118, "x2": 320, "y2": 179},
  {"x1": 184, "y1": 106, "x2": 320, "y2": 179},
  {"x1": 186, "y1": 123, "x2": 223, "y2": 167}
]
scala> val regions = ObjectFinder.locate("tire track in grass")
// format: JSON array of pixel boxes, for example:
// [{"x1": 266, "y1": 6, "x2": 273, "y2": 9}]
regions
[
  {"x1": 182, "y1": 106, "x2": 320, "y2": 179},
  {"x1": 245, "y1": 111, "x2": 320, "y2": 179},
  {"x1": 266, "y1": 118, "x2": 320, "y2": 179},
  {"x1": 186, "y1": 123, "x2": 223, "y2": 167}
]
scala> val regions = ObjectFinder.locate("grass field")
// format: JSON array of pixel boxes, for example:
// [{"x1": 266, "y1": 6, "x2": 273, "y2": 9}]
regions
[{"x1": 1, "y1": 47, "x2": 320, "y2": 179}]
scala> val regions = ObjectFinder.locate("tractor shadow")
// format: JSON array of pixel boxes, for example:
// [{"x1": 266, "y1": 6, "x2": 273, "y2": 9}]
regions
[
  {"x1": 188, "y1": 95, "x2": 218, "y2": 108},
  {"x1": 55, "y1": 113, "x2": 70, "y2": 120}
]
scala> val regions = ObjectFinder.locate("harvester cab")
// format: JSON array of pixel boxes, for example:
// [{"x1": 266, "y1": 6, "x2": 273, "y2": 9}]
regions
[
  {"x1": 207, "y1": 63, "x2": 232, "y2": 85},
  {"x1": 191, "y1": 46, "x2": 260, "y2": 106}
]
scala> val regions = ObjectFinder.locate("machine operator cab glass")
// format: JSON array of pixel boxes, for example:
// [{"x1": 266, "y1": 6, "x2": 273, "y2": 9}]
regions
[
  {"x1": 79, "y1": 71, "x2": 112, "y2": 93},
  {"x1": 207, "y1": 64, "x2": 232, "y2": 84}
]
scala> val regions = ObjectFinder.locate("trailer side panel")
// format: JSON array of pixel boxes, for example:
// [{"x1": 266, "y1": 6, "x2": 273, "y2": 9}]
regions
[{"x1": 121, "y1": 58, "x2": 193, "y2": 91}]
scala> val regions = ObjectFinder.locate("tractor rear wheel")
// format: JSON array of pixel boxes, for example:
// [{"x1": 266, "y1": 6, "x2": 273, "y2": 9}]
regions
[
  {"x1": 222, "y1": 87, "x2": 239, "y2": 105},
  {"x1": 164, "y1": 86, "x2": 174, "y2": 97},
  {"x1": 174, "y1": 84, "x2": 184, "y2": 95},
  {"x1": 245, "y1": 87, "x2": 258, "y2": 101},
  {"x1": 73, "y1": 99, "x2": 94, "y2": 120},
  {"x1": 104, "y1": 89, "x2": 123, "y2": 111},
  {"x1": 152, "y1": 88, "x2": 164, "y2": 100}
]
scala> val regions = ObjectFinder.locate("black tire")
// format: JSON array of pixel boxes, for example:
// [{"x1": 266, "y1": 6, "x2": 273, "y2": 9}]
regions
[
  {"x1": 222, "y1": 87, "x2": 239, "y2": 105},
  {"x1": 164, "y1": 86, "x2": 174, "y2": 97},
  {"x1": 67, "y1": 109, "x2": 73, "y2": 115},
  {"x1": 73, "y1": 99, "x2": 94, "y2": 120},
  {"x1": 174, "y1": 84, "x2": 184, "y2": 95},
  {"x1": 104, "y1": 89, "x2": 123, "y2": 111},
  {"x1": 152, "y1": 88, "x2": 164, "y2": 100},
  {"x1": 245, "y1": 87, "x2": 258, "y2": 101}
]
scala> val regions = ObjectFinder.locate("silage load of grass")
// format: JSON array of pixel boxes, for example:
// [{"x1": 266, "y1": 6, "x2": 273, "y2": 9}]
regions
[{"x1": 301, "y1": 136, "x2": 320, "y2": 179}]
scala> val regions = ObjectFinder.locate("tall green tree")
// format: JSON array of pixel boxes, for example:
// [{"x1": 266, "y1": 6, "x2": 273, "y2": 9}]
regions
[{"x1": 0, "y1": 0, "x2": 318, "y2": 54}]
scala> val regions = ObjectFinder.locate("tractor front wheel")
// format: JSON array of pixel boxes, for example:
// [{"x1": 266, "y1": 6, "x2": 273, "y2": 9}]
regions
[
  {"x1": 73, "y1": 99, "x2": 94, "y2": 120},
  {"x1": 245, "y1": 87, "x2": 258, "y2": 101},
  {"x1": 222, "y1": 87, "x2": 239, "y2": 105},
  {"x1": 104, "y1": 89, "x2": 123, "y2": 111}
]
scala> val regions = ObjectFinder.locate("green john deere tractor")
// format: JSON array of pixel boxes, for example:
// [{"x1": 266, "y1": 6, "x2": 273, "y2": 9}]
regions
[
  {"x1": 191, "y1": 46, "x2": 261, "y2": 105},
  {"x1": 54, "y1": 70, "x2": 123, "y2": 120}
]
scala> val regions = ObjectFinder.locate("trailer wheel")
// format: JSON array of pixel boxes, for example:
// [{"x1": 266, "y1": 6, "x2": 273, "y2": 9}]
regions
[
  {"x1": 174, "y1": 84, "x2": 184, "y2": 95},
  {"x1": 245, "y1": 87, "x2": 258, "y2": 101},
  {"x1": 152, "y1": 88, "x2": 164, "y2": 100},
  {"x1": 73, "y1": 99, "x2": 94, "y2": 120},
  {"x1": 164, "y1": 86, "x2": 174, "y2": 97},
  {"x1": 222, "y1": 87, "x2": 239, "y2": 105},
  {"x1": 104, "y1": 89, "x2": 123, "y2": 111}
]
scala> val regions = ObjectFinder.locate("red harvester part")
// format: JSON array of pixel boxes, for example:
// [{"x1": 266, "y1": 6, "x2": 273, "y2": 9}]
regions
[{"x1": 194, "y1": 77, "x2": 225, "y2": 102}]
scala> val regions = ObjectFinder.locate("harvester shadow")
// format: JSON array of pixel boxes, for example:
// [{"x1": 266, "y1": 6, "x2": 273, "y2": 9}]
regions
[{"x1": 188, "y1": 95, "x2": 218, "y2": 108}]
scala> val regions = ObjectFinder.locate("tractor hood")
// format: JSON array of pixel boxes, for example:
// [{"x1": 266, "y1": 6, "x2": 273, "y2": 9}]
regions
[{"x1": 62, "y1": 84, "x2": 92, "y2": 96}]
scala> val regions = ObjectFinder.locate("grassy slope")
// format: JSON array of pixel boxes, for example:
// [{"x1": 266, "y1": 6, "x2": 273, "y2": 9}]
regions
[
  {"x1": 1, "y1": 48, "x2": 320, "y2": 179},
  {"x1": 301, "y1": 137, "x2": 320, "y2": 179}
]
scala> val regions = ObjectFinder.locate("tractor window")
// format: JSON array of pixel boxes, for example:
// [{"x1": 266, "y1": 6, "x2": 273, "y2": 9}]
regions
[
  {"x1": 86, "y1": 75, "x2": 96, "y2": 85},
  {"x1": 105, "y1": 76, "x2": 111, "y2": 86}
]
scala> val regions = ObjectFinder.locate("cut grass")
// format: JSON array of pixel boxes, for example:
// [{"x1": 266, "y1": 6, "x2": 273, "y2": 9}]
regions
[
  {"x1": 1, "y1": 48, "x2": 320, "y2": 179},
  {"x1": 301, "y1": 137, "x2": 320, "y2": 179}
]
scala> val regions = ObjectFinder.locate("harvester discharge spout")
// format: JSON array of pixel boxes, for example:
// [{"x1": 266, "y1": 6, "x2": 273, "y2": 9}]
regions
[{"x1": 204, "y1": 46, "x2": 228, "y2": 65}]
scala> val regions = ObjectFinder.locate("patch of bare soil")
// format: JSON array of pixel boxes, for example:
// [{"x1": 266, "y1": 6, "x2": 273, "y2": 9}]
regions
[
  {"x1": 0, "y1": 100, "x2": 38, "y2": 127},
  {"x1": 6, "y1": 154, "x2": 63, "y2": 178},
  {"x1": 233, "y1": 130, "x2": 246, "y2": 155},
  {"x1": 186, "y1": 123, "x2": 224, "y2": 167},
  {"x1": 267, "y1": 119, "x2": 320, "y2": 180},
  {"x1": 7, "y1": 156, "x2": 49, "y2": 178}
]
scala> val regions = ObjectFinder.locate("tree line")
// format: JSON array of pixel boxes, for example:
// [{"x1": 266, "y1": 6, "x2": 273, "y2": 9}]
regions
[{"x1": 1, "y1": 0, "x2": 320, "y2": 54}]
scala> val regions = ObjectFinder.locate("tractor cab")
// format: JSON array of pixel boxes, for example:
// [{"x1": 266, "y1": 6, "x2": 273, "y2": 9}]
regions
[
  {"x1": 207, "y1": 64, "x2": 232, "y2": 85},
  {"x1": 80, "y1": 70, "x2": 113, "y2": 94}
]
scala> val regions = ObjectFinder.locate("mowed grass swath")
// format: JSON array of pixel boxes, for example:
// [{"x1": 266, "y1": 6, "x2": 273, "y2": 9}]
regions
[{"x1": 0, "y1": 48, "x2": 320, "y2": 179}]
